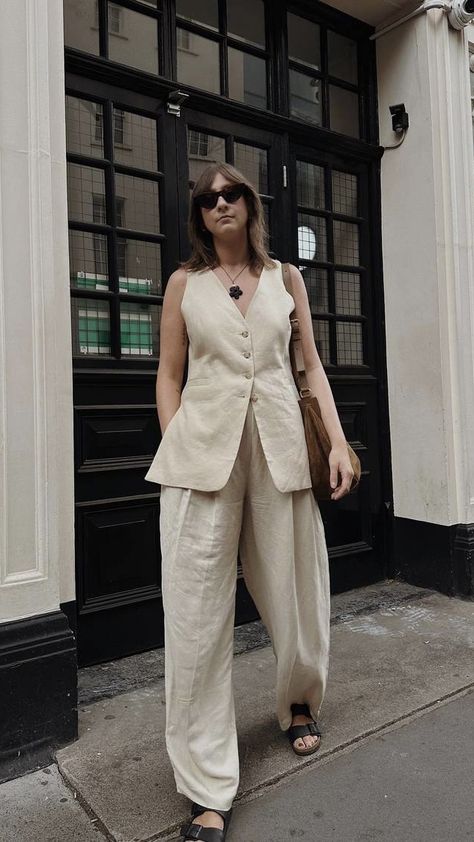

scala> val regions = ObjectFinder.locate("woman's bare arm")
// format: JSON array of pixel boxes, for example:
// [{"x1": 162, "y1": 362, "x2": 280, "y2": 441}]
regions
[{"x1": 155, "y1": 268, "x2": 188, "y2": 434}]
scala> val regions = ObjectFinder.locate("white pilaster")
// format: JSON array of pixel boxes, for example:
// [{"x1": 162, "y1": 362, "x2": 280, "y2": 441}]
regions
[
  {"x1": 377, "y1": 9, "x2": 474, "y2": 526},
  {"x1": 0, "y1": 0, "x2": 75, "y2": 622}
]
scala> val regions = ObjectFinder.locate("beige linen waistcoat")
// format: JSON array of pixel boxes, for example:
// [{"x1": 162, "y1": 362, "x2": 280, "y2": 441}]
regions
[{"x1": 145, "y1": 258, "x2": 312, "y2": 493}]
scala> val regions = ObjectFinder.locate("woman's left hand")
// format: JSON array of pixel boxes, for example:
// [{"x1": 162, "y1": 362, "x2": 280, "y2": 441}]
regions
[{"x1": 329, "y1": 445, "x2": 355, "y2": 501}]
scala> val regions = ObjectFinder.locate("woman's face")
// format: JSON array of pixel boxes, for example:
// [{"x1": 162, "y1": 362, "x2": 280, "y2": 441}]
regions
[{"x1": 199, "y1": 173, "x2": 249, "y2": 239}]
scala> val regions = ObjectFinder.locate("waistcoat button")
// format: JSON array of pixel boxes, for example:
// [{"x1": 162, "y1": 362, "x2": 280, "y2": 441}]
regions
[
  {"x1": 243, "y1": 351, "x2": 251, "y2": 358},
  {"x1": 241, "y1": 330, "x2": 249, "y2": 337},
  {"x1": 244, "y1": 373, "x2": 252, "y2": 379}
]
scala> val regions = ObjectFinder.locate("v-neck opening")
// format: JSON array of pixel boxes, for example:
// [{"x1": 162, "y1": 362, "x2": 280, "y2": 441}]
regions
[{"x1": 209, "y1": 265, "x2": 265, "y2": 321}]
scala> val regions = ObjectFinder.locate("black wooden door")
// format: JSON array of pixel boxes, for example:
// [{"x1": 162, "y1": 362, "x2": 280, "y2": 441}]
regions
[
  {"x1": 175, "y1": 110, "x2": 389, "y2": 623},
  {"x1": 288, "y1": 143, "x2": 388, "y2": 592}
]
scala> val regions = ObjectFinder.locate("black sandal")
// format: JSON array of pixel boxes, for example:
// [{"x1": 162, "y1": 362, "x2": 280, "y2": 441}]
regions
[
  {"x1": 179, "y1": 802, "x2": 233, "y2": 841},
  {"x1": 287, "y1": 702, "x2": 321, "y2": 757}
]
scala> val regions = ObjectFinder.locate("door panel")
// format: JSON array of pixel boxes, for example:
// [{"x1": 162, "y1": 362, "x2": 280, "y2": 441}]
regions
[
  {"x1": 290, "y1": 145, "x2": 385, "y2": 592},
  {"x1": 65, "y1": 85, "x2": 176, "y2": 665}
]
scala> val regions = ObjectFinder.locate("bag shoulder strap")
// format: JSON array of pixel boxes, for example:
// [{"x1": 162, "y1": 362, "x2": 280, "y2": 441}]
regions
[{"x1": 281, "y1": 262, "x2": 312, "y2": 398}]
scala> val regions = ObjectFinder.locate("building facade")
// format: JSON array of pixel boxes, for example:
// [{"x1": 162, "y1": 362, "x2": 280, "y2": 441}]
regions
[{"x1": 0, "y1": 0, "x2": 473, "y2": 782}]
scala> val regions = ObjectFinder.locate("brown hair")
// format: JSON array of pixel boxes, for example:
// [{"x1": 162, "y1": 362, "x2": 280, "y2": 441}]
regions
[{"x1": 180, "y1": 162, "x2": 276, "y2": 273}]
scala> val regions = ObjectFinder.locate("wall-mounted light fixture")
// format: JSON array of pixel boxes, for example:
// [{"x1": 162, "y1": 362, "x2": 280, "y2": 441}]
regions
[{"x1": 166, "y1": 90, "x2": 190, "y2": 117}]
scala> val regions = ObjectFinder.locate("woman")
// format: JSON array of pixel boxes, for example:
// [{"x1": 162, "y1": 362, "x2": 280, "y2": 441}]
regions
[{"x1": 145, "y1": 162, "x2": 354, "y2": 841}]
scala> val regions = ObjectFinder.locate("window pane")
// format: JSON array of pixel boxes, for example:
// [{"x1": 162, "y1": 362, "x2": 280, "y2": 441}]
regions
[
  {"x1": 227, "y1": 0, "x2": 265, "y2": 48},
  {"x1": 117, "y1": 239, "x2": 162, "y2": 294},
  {"x1": 108, "y1": 4, "x2": 159, "y2": 75},
  {"x1": 72, "y1": 298, "x2": 111, "y2": 356},
  {"x1": 120, "y1": 302, "x2": 161, "y2": 357},
  {"x1": 333, "y1": 220, "x2": 359, "y2": 266},
  {"x1": 234, "y1": 143, "x2": 268, "y2": 193},
  {"x1": 296, "y1": 161, "x2": 325, "y2": 209},
  {"x1": 336, "y1": 321, "x2": 363, "y2": 365},
  {"x1": 64, "y1": 0, "x2": 100, "y2": 55},
  {"x1": 313, "y1": 320, "x2": 330, "y2": 365},
  {"x1": 298, "y1": 213, "x2": 327, "y2": 263},
  {"x1": 335, "y1": 272, "x2": 361, "y2": 315},
  {"x1": 114, "y1": 174, "x2": 160, "y2": 233},
  {"x1": 176, "y1": 0, "x2": 218, "y2": 31},
  {"x1": 187, "y1": 130, "x2": 227, "y2": 187},
  {"x1": 328, "y1": 30, "x2": 358, "y2": 84},
  {"x1": 67, "y1": 164, "x2": 106, "y2": 224},
  {"x1": 332, "y1": 170, "x2": 358, "y2": 216},
  {"x1": 66, "y1": 97, "x2": 104, "y2": 158},
  {"x1": 113, "y1": 109, "x2": 158, "y2": 171},
  {"x1": 302, "y1": 268, "x2": 329, "y2": 312},
  {"x1": 287, "y1": 13, "x2": 321, "y2": 71},
  {"x1": 177, "y1": 30, "x2": 220, "y2": 94},
  {"x1": 329, "y1": 85, "x2": 359, "y2": 138},
  {"x1": 228, "y1": 49, "x2": 267, "y2": 108},
  {"x1": 69, "y1": 231, "x2": 109, "y2": 289},
  {"x1": 289, "y1": 70, "x2": 322, "y2": 126}
]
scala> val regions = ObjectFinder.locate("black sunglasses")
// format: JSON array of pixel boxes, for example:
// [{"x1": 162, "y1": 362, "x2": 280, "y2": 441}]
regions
[{"x1": 194, "y1": 183, "x2": 247, "y2": 210}]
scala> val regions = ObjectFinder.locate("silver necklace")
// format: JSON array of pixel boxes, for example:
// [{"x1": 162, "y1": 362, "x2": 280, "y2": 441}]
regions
[{"x1": 219, "y1": 261, "x2": 250, "y2": 300}]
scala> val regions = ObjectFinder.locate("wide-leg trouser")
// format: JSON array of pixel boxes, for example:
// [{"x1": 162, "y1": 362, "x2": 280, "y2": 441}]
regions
[{"x1": 159, "y1": 400, "x2": 331, "y2": 810}]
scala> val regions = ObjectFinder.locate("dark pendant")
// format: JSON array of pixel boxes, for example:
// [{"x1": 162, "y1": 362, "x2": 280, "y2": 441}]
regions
[{"x1": 229, "y1": 284, "x2": 243, "y2": 299}]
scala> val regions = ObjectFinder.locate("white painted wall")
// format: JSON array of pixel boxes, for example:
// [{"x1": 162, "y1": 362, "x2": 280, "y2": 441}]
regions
[
  {"x1": 0, "y1": 0, "x2": 75, "y2": 623},
  {"x1": 376, "y1": 9, "x2": 474, "y2": 525}
]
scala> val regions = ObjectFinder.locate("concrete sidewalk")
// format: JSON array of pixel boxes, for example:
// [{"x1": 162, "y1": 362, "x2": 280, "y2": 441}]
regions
[{"x1": 1, "y1": 580, "x2": 473, "y2": 842}]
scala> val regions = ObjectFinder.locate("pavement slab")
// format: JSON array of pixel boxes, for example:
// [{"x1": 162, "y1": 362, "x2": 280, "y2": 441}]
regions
[
  {"x1": 54, "y1": 584, "x2": 474, "y2": 842},
  {"x1": 225, "y1": 688, "x2": 474, "y2": 842},
  {"x1": 0, "y1": 764, "x2": 107, "y2": 842}
]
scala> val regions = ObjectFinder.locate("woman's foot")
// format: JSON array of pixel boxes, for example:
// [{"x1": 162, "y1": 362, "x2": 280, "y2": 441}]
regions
[
  {"x1": 191, "y1": 810, "x2": 224, "y2": 832},
  {"x1": 290, "y1": 712, "x2": 321, "y2": 751}
]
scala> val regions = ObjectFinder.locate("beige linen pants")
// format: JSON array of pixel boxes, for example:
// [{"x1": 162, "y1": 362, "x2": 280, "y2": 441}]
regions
[{"x1": 159, "y1": 400, "x2": 330, "y2": 810}]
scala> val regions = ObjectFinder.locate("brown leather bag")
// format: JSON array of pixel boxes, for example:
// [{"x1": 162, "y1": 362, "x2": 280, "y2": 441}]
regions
[{"x1": 281, "y1": 262, "x2": 361, "y2": 500}]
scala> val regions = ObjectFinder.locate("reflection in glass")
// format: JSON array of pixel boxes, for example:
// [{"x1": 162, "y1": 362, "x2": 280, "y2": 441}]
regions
[
  {"x1": 313, "y1": 320, "x2": 330, "y2": 365},
  {"x1": 176, "y1": 0, "x2": 218, "y2": 31},
  {"x1": 298, "y1": 225, "x2": 316, "y2": 262},
  {"x1": 117, "y1": 239, "x2": 162, "y2": 294},
  {"x1": 234, "y1": 143, "x2": 268, "y2": 193},
  {"x1": 120, "y1": 301, "x2": 160, "y2": 356},
  {"x1": 108, "y1": 4, "x2": 159, "y2": 75},
  {"x1": 113, "y1": 109, "x2": 158, "y2": 171},
  {"x1": 67, "y1": 164, "x2": 106, "y2": 223},
  {"x1": 336, "y1": 321, "x2": 363, "y2": 365},
  {"x1": 290, "y1": 70, "x2": 322, "y2": 125},
  {"x1": 227, "y1": 0, "x2": 265, "y2": 47},
  {"x1": 114, "y1": 174, "x2": 160, "y2": 233},
  {"x1": 177, "y1": 29, "x2": 220, "y2": 94},
  {"x1": 335, "y1": 272, "x2": 361, "y2": 315},
  {"x1": 72, "y1": 298, "x2": 111, "y2": 355},
  {"x1": 187, "y1": 130, "x2": 226, "y2": 187},
  {"x1": 66, "y1": 97, "x2": 104, "y2": 157},
  {"x1": 287, "y1": 13, "x2": 320, "y2": 70},
  {"x1": 63, "y1": 0, "x2": 100, "y2": 55},
  {"x1": 329, "y1": 85, "x2": 359, "y2": 138},
  {"x1": 302, "y1": 268, "x2": 329, "y2": 312},
  {"x1": 296, "y1": 161, "x2": 325, "y2": 209},
  {"x1": 298, "y1": 213, "x2": 327, "y2": 262},
  {"x1": 69, "y1": 231, "x2": 109, "y2": 289},
  {"x1": 228, "y1": 49, "x2": 267, "y2": 108},
  {"x1": 332, "y1": 171, "x2": 358, "y2": 216},
  {"x1": 328, "y1": 30, "x2": 358, "y2": 84},
  {"x1": 333, "y1": 220, "x2": 359, "y2": 266}
]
